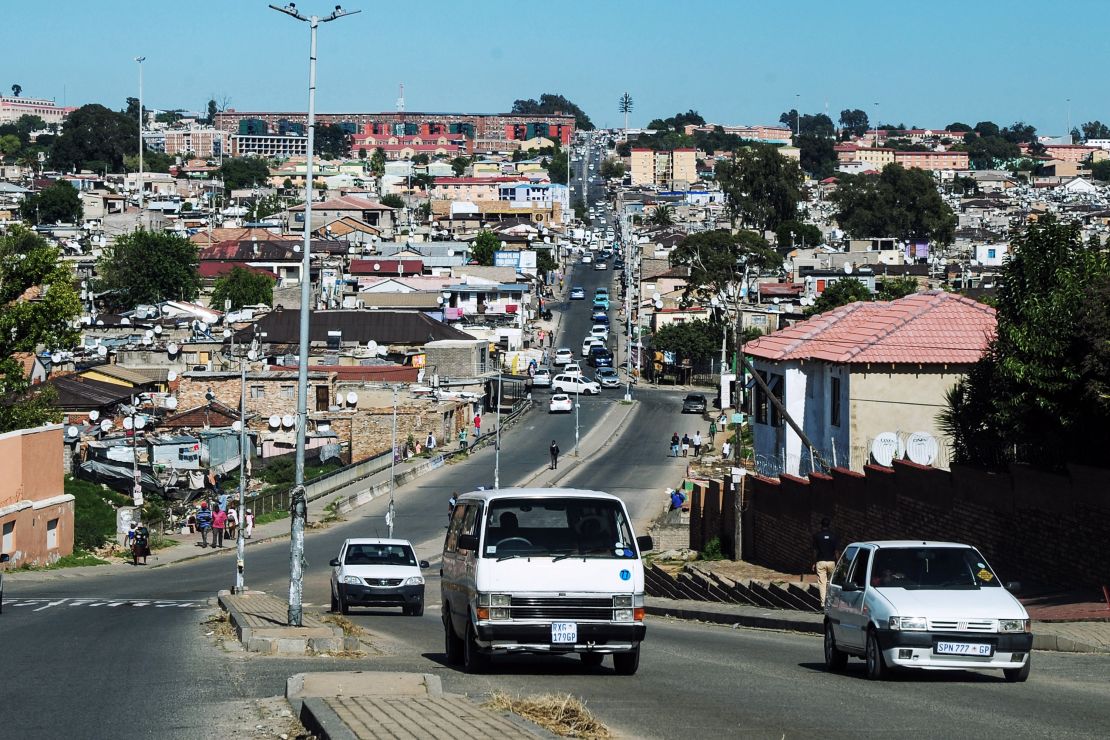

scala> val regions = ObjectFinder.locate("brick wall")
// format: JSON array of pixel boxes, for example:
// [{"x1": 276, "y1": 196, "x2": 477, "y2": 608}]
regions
[
  {"x1": 745, "y1": 460, "x2": 1110, "y2": 588},
  {"x1": 346, "y1": 400, "x2": 468, "y2": 460}
]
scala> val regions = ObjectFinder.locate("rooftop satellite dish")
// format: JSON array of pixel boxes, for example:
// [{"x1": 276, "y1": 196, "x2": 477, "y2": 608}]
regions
[
  {"x1": 247, "y1": 349, "x2": 258, "y2": 361},
  {"x1": 162, "y1": 305, "x2": 172, "y2": 314},
  {"x1": 870, "y1": 432, "x2": 900, "y2": 467},
  {"x1": 123, "y1": 416, "x2": 134, "y2": 430},
  {"x1": 843, "y1": 262, "x2": 854, "y2": 274},
  {"x1": 281, "y1": 415, "x2": 295, "y2": 429},
  {"x1": 198, "y1": 321, "x2": 209, "y2": 333},
  {"x1": 153, "y1": 325, "x2": 163, "y2": 335},
  {"x1": 142, "y1": 335, "x2": 152, "y2": 345},
  {"x1": 51, "y1": 352, "x2": 63, "y2": 364},
  {"x1": 367, "y1": 340, "x2": 379, "y2": 352},
  {"x1": 346, "y1": 391, "x2": 358, "y2": 405},
  {"x1": 134, "y1": 416, "x2": 146, "y2": 430},
  {"x1": 167, "y1": 370, "x2": 177, "y2": 382},
  {"x1": 97, "y1": 345, "x2": 108, "y2": 357},
  {"x1": 167, "y1": 343, "x2": 179, "y2": 355},
  {"x1": 773, "y1": 297, "x2": 781, "y2": 305},
  {"x1": 442, "y1": 291, "x2": 451, "y2": 299},
  {"x1": 165, "y1": 396, "x2": 178, "y2": 410},
  {"x1": 96, "y1": 320, "x2": 104, "y2": 326},
  {"x1": 100, "y1": 419, "x2": 112, "y2": 433},
  {"x1": 222, "y1": 329, "x2": 232, "y2": 339},
  {"x1": 232, "y1": 420, "x2": 242, "y2": 432},
  {"x1": 905, "y1": 432, "x2": 939, "y2": 466},
  {"x1": 67, "y1": 426, "x2": 79, "y2": 439},
  {"x1": 145, "y1": 330, "x2": 154, "y2": 338},
  {"x1": 268, "y1": 415, "x2": 281, "y2": 429},
  {"x1": 653, "y1": 299, "x2": 663, "y2": 309},
  {"x1": 89, "y1": 410, "x2": 100, "y2": 421},
  {"x1": 652, "y1": 292, "x2": 661, "y2": 301}
]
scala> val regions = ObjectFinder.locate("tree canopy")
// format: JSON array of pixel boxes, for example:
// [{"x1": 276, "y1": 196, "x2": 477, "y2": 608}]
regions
[
  {"x1": 210, "y1": 266, "x2": 274, "y2": 311},
  {"x1": 379, "y1": 193, "x2": 404, "y2": 209},
  {"x1": 775, "y1": 220, "x2": 823, "y2": 250},
  {"x1": 714, "y1": 144, "x2": 802, "y2": 231},
  {"x1": 20, "y1": 180, "x2": 83, "y2": 225},
  {"x1": 600, "y1": 157, "x2": 625, "y2": 179},
  {"x1": 0, "y1": 228, "x2": 81, "y2": 432},
  {"x1": 669, "y1": 229, "x2": 780, "y2": 305},
  {"x1": 544, "y1": 146, "x2": 568, "y2": 185},
  {"x1": 50, "y1": 103, "x2": 139, "y2": 172},
  {"x1": 217, "y1": 157, "x2": 270, "y2": 193},
  {"x1": 830, "y1": 164, "x2": 955, "y2": 244},
  {"x1": 779, "y1": 110, "x2": 835, "y2": 138},
  {"x1": 796, "y1": 132, "x2": 837, "y2": 178},
  {"x1": 511, "y1": 93, "x2": 593, "y2": 131},
  {"x1": 940, "y1": 216, "x2": 1110, "y2": 470},
  {"x1": 876, "y1": 275, "x2": 920, "y2": 301},
  {"x1": 97, "y1": 230, "x2": 200, "y2": 310},
  {"x1": 805, "y1": 277, "x2": 872, "y2": 316},
  {"x1": 314, "y1": 124, "x2": 351, "y2": 160},
  {"x1": 838, "y1": 109, "x2": 870, "y2": 138},
  {"x1": 470, "y1": 230, "x2": 499, "y2": 266},
  {"x1": 646, "y1": 110, "x2": 705, "y2": 132},
  {"x1": 652, "y1": 319, "x2": 722, "y2": 364}
]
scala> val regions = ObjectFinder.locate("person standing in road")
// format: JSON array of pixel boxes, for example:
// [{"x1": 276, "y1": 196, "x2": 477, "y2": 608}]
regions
[
  {"x1": 212, "y1": 507, "x2": 227, "y2": 548},
  {"x1": 681, "y1": 433, "x2": 691, "y2": 457},
  {"x1": 813, "y1": 517, "x2": 840, "y2": 606},
  {"x1": 692, "y1": 431, "x2": 703, "y2": 457},
  {"x1": 196, "y1": 502, "x2": 213, "y2": 548},
  {"x1": 670, "y1": 432, "x2": 680, "y2": 457},
  {"x1": 708, "y1": 419, "x2": 717, "y2": 447},
  {"x1": 473, "y1": 412, "x2": 482, "y2": 438},
  {"x1": 550, "y1": 440, "x2": 560, "y2": 470},
  {"x1": 244, "y1": 509, "x2": 254, "y2": 539}
]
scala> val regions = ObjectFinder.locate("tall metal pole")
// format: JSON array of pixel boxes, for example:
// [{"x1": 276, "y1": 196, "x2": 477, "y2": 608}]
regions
[
  {"x1": 494, "y1": 368, "x2": 502, "y2": 489},
  {"x1": 388, "y1": 386, "x2": 397, "y2": 537},
  {"x1": 270, "y1": 2, "x2": 360, "y2": 628},
  {"x1": 135, "y1": 57, "x2": 145, "y2": 212},
  {"x1": 574, "y1": 380, "x2": 580, "y2": 457},
  {"x1": 235, "y1": 354, "x2": 247, "y2": 592}
]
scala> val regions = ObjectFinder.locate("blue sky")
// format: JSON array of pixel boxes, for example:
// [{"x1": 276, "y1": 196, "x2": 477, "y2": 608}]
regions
[{"x1": 7, "y1": 0, "x2": 1106, "y2": 133}]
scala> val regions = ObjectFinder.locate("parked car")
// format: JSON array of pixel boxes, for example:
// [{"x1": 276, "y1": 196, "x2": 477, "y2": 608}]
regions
[
  {"x1": 562, "y1": 362, "x2": 584, "y2": 377},
  {"x1": 569, "y1": 287, "x2": 586, "y2": 300},
  {"x1": 681, "y1": 394, "x2": 707, "y2": 414},
  {"x1": 553, "y1": 348, "x2": 575, "y2": 366},
  {"x1": 582, "y1": 336, "x2": 604, "y2": 356},
  {"x1": 440, "y1": 488, "x2": 652, "y2": 674},
  {"x1": 595, "y1": 367, "x2": 621, "y2": 388},
  {"x1": 552, "y1": 374, "x2": 600, "y2": 395},
  {"x1": 589, "y1": 326, "x2": 610, "y2": 343},
  {"x1": 823, "y1": 540, "x2": 1032, "y2": 682},
  {"x1": 532, "y1": 368, "x2": 552, "y2": 387},
  {"x1": 548, "y1": 393, "x2": 574, "y2": 413},
  {"x1": 595, "y1": 287, "x2": 609, "y2": 298},
  {"x1": 591, "y1": 311, "x2": 610, "y2": 325},
  {"x1": 330, "y1": 538, "x2": 429, "y2": 616},
  {"x1": 588, "y1": 347, "x2": 614, "y2": 368}
]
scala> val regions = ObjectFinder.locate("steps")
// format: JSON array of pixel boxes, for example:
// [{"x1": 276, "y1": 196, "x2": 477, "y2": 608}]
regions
[{"x1": 645, "y1": 562, "x2": 821, "y2": 612}]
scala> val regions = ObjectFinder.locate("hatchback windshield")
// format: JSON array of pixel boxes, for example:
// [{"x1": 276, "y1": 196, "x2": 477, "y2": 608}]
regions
[
  {"x1": 344, "y1": 543, "x2": 417, "y2": 566},
  {"x1": 482, "y1": 497, "x2": 636, "y2": 560},
  {"x1": 870, "y1": 547, "x2": 1000, "y2": 589}
]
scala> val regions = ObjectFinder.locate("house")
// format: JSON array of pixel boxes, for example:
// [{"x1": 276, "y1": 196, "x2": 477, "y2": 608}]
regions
[
  {"x1": 743, "y1": 291, "x2": 996, "y2": 476},
  {"x1": 0, "y1": 425, "x2": 74, "y2": 568},
  {"x1": 286, "y1": 195, "x2": 396, "y2": 234}
]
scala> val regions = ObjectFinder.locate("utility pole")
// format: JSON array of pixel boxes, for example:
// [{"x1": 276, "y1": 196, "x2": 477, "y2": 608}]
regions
[
  {"x1": 135, "y1": 56, "x2": 145, "y2": 212},
  {"x1": 494, "y1": 368, "x2": 502, "y2": 489},
  {"x1": 388, "y1": 385, "x2": 397, "y2": 537},
  {"x1": 270, "y1": 2, "x2": 360, "y2": 628}
]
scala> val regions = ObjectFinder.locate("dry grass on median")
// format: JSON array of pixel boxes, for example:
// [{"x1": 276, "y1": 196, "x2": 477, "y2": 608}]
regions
[
  {"x1": 485, "y1": 691, "x2": 611, "y2": 739},
  {"x1": 322, "y1": 613, "x2": 365, "y2": 637}
]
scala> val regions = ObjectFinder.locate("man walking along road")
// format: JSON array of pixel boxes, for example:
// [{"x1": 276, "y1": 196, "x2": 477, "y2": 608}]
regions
[
  {"x1": 813, "y1": 517, "x2": 840, "y2": 605},
  {"x1": 196, "y1": 502, "x2": 213, "y2": 548},
  {"x1": 670, "y1": 432, "x2": 680, "y2": 457},
  {"x1": 550, "y1": 440, "x2": 560, "y2": 470},
  {"x1": 212, "y1": 508, "x2": 227, "y2": 548},
  {"x1": 693, "y1": 431, "x2": 703, "y2": 456},
  {"x1": 708, "y1": 419, "x2": 717, "y2": 446}
]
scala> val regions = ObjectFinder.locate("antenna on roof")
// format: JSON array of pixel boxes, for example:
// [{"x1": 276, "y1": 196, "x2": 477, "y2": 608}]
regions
[{"x1": 396, "y1": 82, "x2": 405, "y2": 114}]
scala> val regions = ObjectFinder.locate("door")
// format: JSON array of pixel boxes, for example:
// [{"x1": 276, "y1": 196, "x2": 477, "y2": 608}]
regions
[
  {"x1": 827, "y1": 546, "x2": 857, "y2": 642},
  {"x1": 442, "y1": 504, "x2": 468, "y2": 629},
  {"x1": 838, "y1": 546, "x2": 873, "y2": 650},
  {"x1": 316, "y1": 385, "x2": 329, "y2": 412}
]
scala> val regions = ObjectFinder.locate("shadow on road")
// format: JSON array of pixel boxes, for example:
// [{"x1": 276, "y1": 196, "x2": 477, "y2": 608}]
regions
[{"x1": 797, "y1": 661, "x2": 1006, "y2": 683}]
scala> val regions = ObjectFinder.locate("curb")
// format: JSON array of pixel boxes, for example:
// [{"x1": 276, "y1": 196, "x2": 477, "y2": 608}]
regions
[{"x1": 299, "y1": 697, "x2": 358, "y2": 740}]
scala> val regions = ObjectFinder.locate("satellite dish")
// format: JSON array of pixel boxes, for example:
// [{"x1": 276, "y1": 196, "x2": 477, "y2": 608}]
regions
[
  {"x1": 710, "y1": 296, "x2": 719, "y2": 307},
  {"x1": 142, "y1": 336, "x2": 152, "y2": 345},
  {"x1": 123, "y1": 416, "x2": 134, "y2": 430},
  {"x1": 773, "y1": 297, "x2": 781, "y2": 305},
  {"x1": 222, "y1": 329, "x2": 232, "y2": 339},
  {"x1": 905, "y1": 432, "x2": 939, "y2": 466},
  {"x1": 167, "y1": 370, "x2": 177, "y2": 382},
  {"x1": 247, "y1": 349, "x2": 258, "y2": 361},
  {"x1": 373, "y1": 263, "x2": 381, "y2": 271},
  {"x1": 121, "y1": 318, "x2": 131, "y2": 325},
  {"x1": 100, "y1": 419, "x2": 112, "y2": 433},
  {"x1": 134, "y1": 416, "x2": 146, "y2": 430},
  {"x1": 145, "y1": 330, "x2": 154, "y2": 338},
  {"x1": 843, "y1": 262, "x2": 854, "y2": 274},
  {"x1": 167, "y1": 343, "x2": 179, "y2": 355},
  {"x1": 51, "y1": 352, "x2": 63, "y2": 364},
  {"x1": 96, "y1": 320, "x2": 105, "y2": 326},
  {"x1": 281, "y1": 415, "x2": 295, "y2": 428},
  {"x1": 268, "y1": 415, "x2": 281, "y2": 429},
  {"x1": 89, "y1": 410, "x2": 101, "y2": 421},
  {"x1": 153, "y1": 324, "x2": 163, "y2": 335},
  {"x1": 67, "y1": 426, "x2": 79, "y2": 439},
  {"x1": 367, "y1": 340, "x2": 379, "y2": 353},
  {"x1": 232, "y1": 420, "x2": 242, "y2": 432},
  {"x1": 198, "y1": 321, "x2": 209, "y2": 333},
  {"x1": 653, "y1": 299, "x2": 663, "y2": 309},
  {"x1": 346, "y1": 391, "x2": 358, "y2": 405},
  {"x1": 652, "y1": 292, "x2": 661, "y2": 301},
  {"x1": 165, "y1": 396, "x2": 178, "y2": 410},
  {"x1": 870, "y1": 432, "x2": 900, "y2": 467},
  {"x1": 97, "y1": 345, "x2": 108, "y2": 357}
]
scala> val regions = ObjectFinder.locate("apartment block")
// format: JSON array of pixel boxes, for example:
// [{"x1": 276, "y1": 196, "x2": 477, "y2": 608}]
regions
[
  {"x1": 630, "y1": 148, "x2": 697, "y2": 188},
  {"x1": 230, "y1": 134, "x2": 308, "y2": 159},
  {"x1": 0, "y1": 95, "x2": 68, "y2": 126}
]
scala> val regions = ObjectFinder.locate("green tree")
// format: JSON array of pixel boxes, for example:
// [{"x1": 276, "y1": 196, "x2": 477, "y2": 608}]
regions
[
  {"x1": 877, "y1": 275, "x2": 920, "y2": 301},
  {"x1": 796, "y1": 132, "x2": 837, "y2": 178},
  {"x1": 838, "y1": 108, "x2": 870, "y2": 138},
  {"x1": 217, "y1": 157, "x2": 270, "y2": 193},
  {"x1": 20, "y1": 180, "x2": 83, "y2": 225},
  {"x1": 946, "y1": 122, "x2": 973, "y2": 133},
  {"x1": 805, "y1": 277, "x2": 872, "y2": 316},
  {"x1": 942, "y1": 216, "x2": 1110, "y2": 470},
  {"x1": 357, "y1": 147, "x2": 367, "y2": 161},
  {"x1": 1090, "y1": 159, "x2": 1110, "y2": 182},
  {"x1": 775, "y1": 220, "x2": 822, "y2": 250},
  {"x1": 669, "y1": 229, "x2": 781, "y2": 305},
  {"x1": 0, "y1": 133, "x2": 22, "y2": 157},
  {"x1": 830, "y1": 164, "x2": 956, "y2": 244},
  {"x1": 50, "y1": 103, "x2": 138, "y2": 171},
  {"x1": 123, "y1": 149, "x2": 174, "y2": 174},
  {"x1": 1080, "y1": 120, "x2": 1110, "y2": 141},
  {"x1": 573, "y1": 197, "x2": 589, "y2": 223},
  {"x1": 714, "y1": 144, "x2": 802, "y2": 231},
  {"x1": 411, "y1": 153, "x2": 430, "y2": 165},
  {"x1": 210, "y1": 266, "x2": 275, "y2": 310},
  {"x1": 470, "y1": 230, "x2": 499, "y2": 266},
  {"x1": 544, "y1": 146, "x2": 569, "y2": 185},
  {"x1": 511, "y1": 93, "x2": 594, "y2": 130},
  {"x1": 652, "y1": 319, "x2": 722, "y2": 363},
  {"x1": 536, "y1": 249, "x2": 557, "y2": 277},
  {"x1": 205, "y1": 99, "x2": 218, "y2": 125},
  {"x1": 314, "y1": 124, "x2": 350, "y2": 159},
  {"x1": 379, "y1": 193, "x2": 404, "y2": 209},
  {"x1": 97, "y1": 230, "x2": 200, "y2": 310},
  {"x1": 650, "y1": 204, "x2": 674, "y2": 227},
  {"x1": 600, "y1": 157, "x2": 625, "y2": 179},
  {"x1": 0, "y1": 227, "x2": 81, "y2": 432},
  {"x1": 369, "y1": 147, "x2": 386, "y2": 176},
  {"x1": 450, "y1": 156, "x2": 470, "y2": 176}
]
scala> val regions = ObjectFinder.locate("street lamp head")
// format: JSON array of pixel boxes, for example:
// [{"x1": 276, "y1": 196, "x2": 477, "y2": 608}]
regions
[{"x1": 135, "y1": 56, "x2": 145, "y2": 63}]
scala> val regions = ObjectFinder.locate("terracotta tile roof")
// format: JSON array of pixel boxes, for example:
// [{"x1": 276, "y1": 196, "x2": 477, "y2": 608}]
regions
[
  {"x1": 745, "y1": 290, "x2": 996, "y2": 365},
  {"x1": 288, "y1": 195, "x2": 394, "y2": 212}
]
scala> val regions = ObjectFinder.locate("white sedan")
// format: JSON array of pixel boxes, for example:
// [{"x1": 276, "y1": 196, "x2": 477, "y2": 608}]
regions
[{"x1": 548, "y1": 393, "x2": 574, "y2": 413}]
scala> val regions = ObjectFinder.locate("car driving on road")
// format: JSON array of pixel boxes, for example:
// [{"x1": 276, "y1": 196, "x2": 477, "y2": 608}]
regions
[
  {"x1": 552, "y1": 374, "x2": 600, "y2": 395},
  {"x1": 548, "y1": 393, "x2": 574, "y2": 413},
  {"x1": 532, "y1": 368, "x2": 552, "y2": 387},
  {"x1": 330, "y1": 538, "x2": 429, "y2": 616},
  {"x1": 553, "y1": 348, "x2": 574, "y2": 366},
  {"x1": 595, "y1": 367, "x2": 621, "y2": 388},
  {"x1": 681, "y1": 394, "x2": 707, "y2": 414},
  {"x1": 582, "y1": 336, "x2": 604, "y2": 356},
  {"x1": 569, "y1": 287, "x2": 586, "y2": 300}
]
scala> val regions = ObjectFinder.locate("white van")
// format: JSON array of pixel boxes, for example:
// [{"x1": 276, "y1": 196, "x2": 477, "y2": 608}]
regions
[
  {"x1": 823, "y1": 540, "x2": 1033, "y2": 682},
  {"x1": 441, "y1": 488, "x2": 651, "y2": 674}
]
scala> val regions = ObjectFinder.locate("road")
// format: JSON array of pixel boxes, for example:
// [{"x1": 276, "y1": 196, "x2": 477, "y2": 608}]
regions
[{"x1": 4, "y1": 257, "x2": 1109, "y2": 738}]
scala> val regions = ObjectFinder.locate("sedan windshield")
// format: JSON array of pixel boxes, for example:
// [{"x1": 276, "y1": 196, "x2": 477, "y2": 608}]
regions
[
  {"x1": 870, "y1": 547, "x2": 1000, "y2": 589},
  {"x1": 344, "y1": 543, "x2": 416, "y2": 566},
  {"x1": 482, "y1": 498, "x2": 637, "y2": 560}
]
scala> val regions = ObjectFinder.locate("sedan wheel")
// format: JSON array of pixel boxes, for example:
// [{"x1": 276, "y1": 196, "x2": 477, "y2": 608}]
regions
[{"x1": 1004, "y1": 654, "x2": 1031, "y2": 683}]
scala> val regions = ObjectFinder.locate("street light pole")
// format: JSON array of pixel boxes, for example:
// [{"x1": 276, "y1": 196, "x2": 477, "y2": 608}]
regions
[
  {"x1": 270, "y1": 2, "x2": 360, "y2": 628},
  {"x1": 135, "y1": 56, "x2": 145, "y2": 212},
  {"x1": 388, "y1": 386, "x2": 397, "y2": 537},
  {"x1": 494, "y1": 368, "x2": 502, "y2": 489},
  {"x1": 574, "y1": 380, "x2": 580, "y2": 457}
]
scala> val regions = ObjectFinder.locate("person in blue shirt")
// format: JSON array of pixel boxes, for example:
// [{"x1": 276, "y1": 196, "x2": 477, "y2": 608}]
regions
[{"x1": 195, "y1": 501, "x2": 214, "y2": 548}]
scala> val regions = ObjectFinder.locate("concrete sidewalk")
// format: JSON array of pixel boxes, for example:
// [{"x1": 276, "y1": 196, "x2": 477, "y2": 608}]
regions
[{"x1": 645, "y1": 596, "x2": 1110, "y2": 653}]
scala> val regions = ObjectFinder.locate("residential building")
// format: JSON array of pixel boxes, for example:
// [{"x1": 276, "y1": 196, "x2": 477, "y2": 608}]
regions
[
  {"x1": 743, "y1": 291, "x2": 996, "y2": 476},
  {"x1": 351, "y1": 132, "x2": 465, "y2": 160},
  {"x1": 1039, "y1": 144, "x2": 1108, "y2": 164},
  {"x1": 0, "y1": 95, "x2": 68, "y2": 126},
  {"x1": 286, "y1": 195, "x2": 396, "y2": 233},
  {"x1": 630, "y1": 148, "x2": 697, "y2": 188},
  {"x1": 974, "y1": 242, "x2": 1009, "y2": 266},
  {"x1": 894, "y1": 150, "x2": 969, "y2": 171},
  {"x1": 0, "y1": 425, "x2": 74, "y2": 568},
  {"x1": 230, "y1": 133, "x2": 308, "y2": 158},
  {"x1": 162, "y1": 127, "x2": 228, "y2": 158},
  {"x1": 684, "y1": 123, "x2": 792, "y2": 145}
]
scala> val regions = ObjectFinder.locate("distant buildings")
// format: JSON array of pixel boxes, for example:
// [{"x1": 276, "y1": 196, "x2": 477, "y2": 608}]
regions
[
  {"x1": 0, "y1": 95, "x2": 68, "y2": 126},
  {"x1": 630, "y1": 148, "x2": 697, "y2": 188},
  {"x1": 835, "y1": 144, "x2": 969, "y2": 172}
]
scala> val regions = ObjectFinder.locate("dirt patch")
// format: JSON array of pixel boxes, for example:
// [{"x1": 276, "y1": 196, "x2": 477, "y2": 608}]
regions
[
  {"x1": 485, "y1": 691, "x2": 610, "y2": 739},
  {"x1": 202, "y1": 610, "x2": 238, "y2": 644},
  {"x1": 321, "y1": 613, "x2": 365, "y2": 637},
  {"x1": 222, "y1": 696, "x2": 315, "y2": 739}
]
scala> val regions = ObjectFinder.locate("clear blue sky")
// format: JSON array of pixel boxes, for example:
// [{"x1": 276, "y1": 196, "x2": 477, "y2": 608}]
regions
[{"x1": 7, "y1": 0, "x2": 1106, "y2": 133}]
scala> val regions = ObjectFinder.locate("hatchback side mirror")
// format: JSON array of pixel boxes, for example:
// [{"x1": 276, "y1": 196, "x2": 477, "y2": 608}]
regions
[
  {"x1": 329, "y1": 558, "x2": 340, "y2": 567},
  {"x1": 1006, "y1": 581, "x2": 1022, "y2": 593},
  {"x1": 635, "y1": 535, "x2": 653, "y2": 553},
  {"x1": 419, "y1": 560, "x2": 430, "y2": 569}
]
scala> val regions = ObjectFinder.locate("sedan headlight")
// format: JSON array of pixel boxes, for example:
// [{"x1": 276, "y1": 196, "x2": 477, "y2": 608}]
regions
[
  {"x1": 341, "y1": 575, "x2": 362, "y2": 585},
  {"x1": 888, "y1": 616, "x2": 928, "y2": 631},
  {"x1": 404, "y1": 576, "x2": 425, "y2": 586},
  {"x1": 999, "y1": 618, "x2": 1030, "y2": 633}
]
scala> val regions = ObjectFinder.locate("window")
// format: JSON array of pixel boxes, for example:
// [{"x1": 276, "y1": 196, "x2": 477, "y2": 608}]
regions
[
  {"x1": 280, "y1": 385, "x2": 295, "y2": 399},
  {"x1": 250, "y1": 386, "x2": 266, "y2": 399},
  {"x1": 831, "y1": 546, "x2": 858, "y2": 587},
  {"x1": 830, "y1": 376, "x2": 841, "y2": 427},
  {"x1": 848, "y1": 548, "x2": 871, "y2": 589},
  {"x1": 46, "y1": 518, "x2": 58, "y2": 549},
  {"x1": 768, "y1": 374, "x2": 784, "y2": 427},
  {"x1": 481, "y1": 498, "x2": 635, "y2": 559},
  {"x1": 344, "y1": 543, "x2": 416, "y2": 566},
  {"x1": 987, "y1": 248, "x2": 997, "y2": 259},
  {"x1": 2, "y1": 520, "x2": 13, "y2": 553}
]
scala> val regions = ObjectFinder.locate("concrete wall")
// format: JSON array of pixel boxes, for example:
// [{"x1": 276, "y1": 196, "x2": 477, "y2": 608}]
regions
[{"x1": 746, "y1": 461, "x2": 1110, "y2": 589}]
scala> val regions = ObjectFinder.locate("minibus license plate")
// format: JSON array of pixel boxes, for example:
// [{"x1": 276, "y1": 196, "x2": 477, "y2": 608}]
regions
[{"x1": 551, "y1": 622, "x2": 577, "y2": 644}]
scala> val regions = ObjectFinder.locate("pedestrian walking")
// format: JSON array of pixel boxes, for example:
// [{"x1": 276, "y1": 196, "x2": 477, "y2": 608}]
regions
[
  {"x1": 550, "y1": 440, "x2": 560, "y2": 470},
  {"x1": 681, "y1": 433, "x2": 691, "y2": 457},
  {"x1": 692, "y1": 431, "x2": 703, "y2": 457},
  {"x1": 196, "y1": 501, "x2": 213, "y2": 548},
  {"x1": 473, "y1": 412, "x2": 482, "y2": 438},
  {"x1": 708, "y1": 419, "x2": 717, "y2": 446},
  {"x1": 126, "y1": 522, "x2": 138, "y2": 550},
  {"x1": 813, "y1": 517, "x2": 840, "y2": 606},
  {"x1": 721, "y1": 440, "x2": 732, "y2": 459},
  {"x1": 226, "y1": 506, "x2": 239, "y2": 540},
  {"x1": 212, "y1": 507, "x2": 227, "y2": 548},
  {"x1": 670, "y1": 432, "x2": 680, "y2": 458},
  {"x1": 426, "y1": 431, "x2": 437, "y2": 450},
  {"x1": 244, "y1": 509, "x2": 254, "y2": 539},
  {"x1": 217, "y1": 489, "x2": 228, "y2": 513},
  {"x1": 458, "y1": 427, "x2": 468, "y2": 451}
]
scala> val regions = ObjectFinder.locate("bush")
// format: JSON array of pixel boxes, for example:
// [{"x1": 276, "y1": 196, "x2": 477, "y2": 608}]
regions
[
  {"x1": 66, "y1": 476, "x2": 120, "y2": 551},
  {"x1": 700, "y1": 536, "x2": 725, "y2": 561}
]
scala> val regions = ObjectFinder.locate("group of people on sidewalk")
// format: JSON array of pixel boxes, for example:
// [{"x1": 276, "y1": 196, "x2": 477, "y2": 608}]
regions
[
  {"x1": 670, "y1": 430, "x2": 705, "y2": 457},
  {"x1": 189, "y1": 493, "x2": 254, "y2": 549}
]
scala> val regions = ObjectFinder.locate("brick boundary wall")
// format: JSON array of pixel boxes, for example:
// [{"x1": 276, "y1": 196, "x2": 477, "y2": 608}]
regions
[{"x1": 741, "y1": 460, "x2": 1110, "y2": 590}]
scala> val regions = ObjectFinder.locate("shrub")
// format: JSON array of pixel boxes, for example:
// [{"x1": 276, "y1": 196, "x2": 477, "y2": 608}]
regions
[
  {"x1": 700, "y1": 536, "x2": 725, "y2": 561},
  {"x1": 66, "y1": 476, "x2": 119, "y2": 551}
]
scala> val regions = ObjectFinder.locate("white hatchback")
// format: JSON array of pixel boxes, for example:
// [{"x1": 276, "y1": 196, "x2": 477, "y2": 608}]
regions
[
  {"x1": 553, "y1": 348, "x2": 574, "y2": 367},
  {"x1": 532, "y1": 368, "x2": 552, "y2": 387},
  {"x1": 548, "y1": 393, "x2": 574, "y2": 413}
]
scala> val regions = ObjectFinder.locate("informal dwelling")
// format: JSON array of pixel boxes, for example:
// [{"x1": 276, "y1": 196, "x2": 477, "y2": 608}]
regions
[{"x1": 743, "y1": 291, "x2": 996, "y2": 475}]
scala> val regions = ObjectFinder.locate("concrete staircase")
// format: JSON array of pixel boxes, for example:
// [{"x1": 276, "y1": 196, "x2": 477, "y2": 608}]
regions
[{"x1": 645, "y1": 562, "x2": 822, "y2": 612}]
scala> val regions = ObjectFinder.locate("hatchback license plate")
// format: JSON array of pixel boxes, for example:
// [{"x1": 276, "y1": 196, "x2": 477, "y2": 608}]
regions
[
  {"x1": 551, "y1": 622, "x2": 577, "y2": 644},
  {"x1": 935, "y1": 641, "x2": 993, "y2": 656}
]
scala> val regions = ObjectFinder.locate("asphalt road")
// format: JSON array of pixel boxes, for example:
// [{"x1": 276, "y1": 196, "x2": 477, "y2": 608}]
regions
[{"x1": 5, "y1": 257, "x2": 1109, "y2": 737}]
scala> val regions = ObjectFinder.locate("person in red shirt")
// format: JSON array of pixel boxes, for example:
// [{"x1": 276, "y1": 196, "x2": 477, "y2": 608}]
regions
[
  {"x1": 473, "y1": 412, "x2": 482, "y2": 438},
  {"x1": 212, "y1": 508, "x2": 227, "y2": 548}
]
